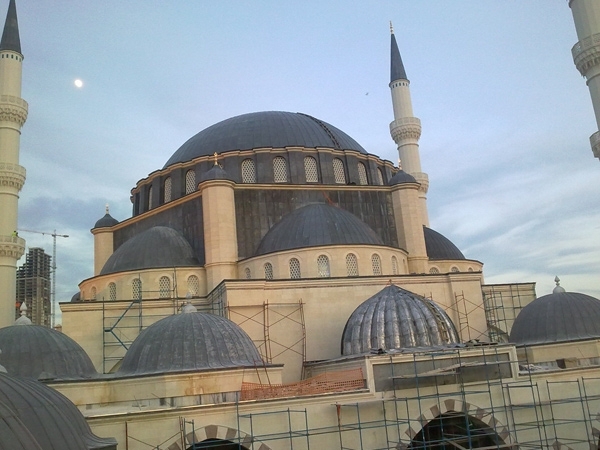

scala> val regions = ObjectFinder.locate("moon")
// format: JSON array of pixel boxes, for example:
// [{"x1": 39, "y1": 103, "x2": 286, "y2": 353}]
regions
[{"x1": 74, "y1": 79, "x2": 83, "y2": 88}]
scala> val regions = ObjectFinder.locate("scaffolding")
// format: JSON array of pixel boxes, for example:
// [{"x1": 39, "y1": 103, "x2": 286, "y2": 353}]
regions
[{"x1": 482, "y1": 283, "x2": 536, "y2": 343}]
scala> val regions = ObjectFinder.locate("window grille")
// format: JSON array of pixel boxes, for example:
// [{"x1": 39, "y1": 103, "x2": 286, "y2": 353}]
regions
[
  {"x1": 371, "y1": 254, "x2": 382, "y2": 275},
  {"x1": 451, "y1": 266, "x2": 459, "y2": 273},
  {"x1": 289, "y1": 258, "x2": 301, "y2": 279},
  {"x1": 148, "y1": 186, "x2": 153, "y2": 209},
  {"x1": 468, "y1": 267, "x2": 474, "y2": 272},
  {"x1": 430, "y1": 267, "x2": 440, "y2": 274},
  {"x1": 358, "y1": 162, "x2": 368, "y2": 185},
  {"x1": 164, "y1": 177, "x2": 172, "y2": 203},
  {"x1": 346, "y1": 253, "x2": 358, "y2": 276},
  {"x1": 391, "y1": 256, "x2": 399, "y2": 275},
  {"x1": 109, "y1": 283, "x2": 116, "y2": 301},
  {"x1": 317, "y1": 255, "x2": 330, "y2": 277},
  {"x1": 187, "y1": 275, "x2": 199, "y2": 296},
  {"x1": 333, "y1": 158, "x2": 346, "y2": 184},
  {"x1": 273, "y1": 157, "x2": 288, "y2": 183},
  {"x1": 241, "y1": 159, "x2": 256, "y2": 183},
  {"x1": 264, "y1": 263, "x2": 273, "y2": 280},
  {"x1": 245, "y1": 268, "x2": 252, "y2": 279},
  {"x1": 185, "y1": 170, "x2": 196, "y2": 194},
  {"x1": 159, "y1": 276, "x2": 171, "y2": 298},
  {"x1": 132, "y1": 278, "x2": 142, "y2": 300},
  {"x1": 304, "y1": 156, "x2": 318, "y2": 183},
  {"x1": 376, "y1": 168, "x2": 384, "y2": 186},
  {"x1": 91, "y1": 286, "x2": 97, "y2": 300}
]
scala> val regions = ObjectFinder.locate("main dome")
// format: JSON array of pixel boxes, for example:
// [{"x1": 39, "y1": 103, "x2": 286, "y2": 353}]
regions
[{"x1": 163, "y1": 111, "x2": 367, "y2": 168}]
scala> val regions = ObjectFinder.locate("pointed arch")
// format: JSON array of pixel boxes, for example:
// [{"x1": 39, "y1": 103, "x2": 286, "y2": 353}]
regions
[{"x1": 166, "y1": 424, "x2": 273, "y2": 450}]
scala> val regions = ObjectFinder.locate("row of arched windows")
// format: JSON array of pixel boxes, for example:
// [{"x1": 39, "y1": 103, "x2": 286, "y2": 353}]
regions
[
  {"x1": 429, "y1": 266, "x2": 473, "y2": 274},
  {"x1": 245, "y1": 254, "x2": 403, "y2": 280},
  {"x1": 88, "y1": 275, "x2": 201, "y2": 301}
]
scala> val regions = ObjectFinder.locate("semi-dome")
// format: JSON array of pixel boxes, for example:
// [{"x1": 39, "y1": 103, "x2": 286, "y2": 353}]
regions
[
  {"x1": 341, "y1": 285, "x2": 460, "y2": 355},
  {"x1": 0, "y1": 325, "x2": 97, "y2": 380},
  {"x1": 510, "y1": 290, "x2": 600, "y2": 345},
  {"x1": 0, "y1": 372, "x2": 117, "y2": 450},
  {"x1": 163, "y1": 111, "x2": 367, "y2": 168},
  {"x1": 100, "y1": 226, "x2": 200, "y2": 275},
  {"x1": 255, "y1": 203, "x2": 384, "y2": 256},
  {"x1": 423, "y1": 226, "x2": 465, "y2": 260},
  {"x1": 118, "y1": 307, "x2": 263, "y2": 376}
]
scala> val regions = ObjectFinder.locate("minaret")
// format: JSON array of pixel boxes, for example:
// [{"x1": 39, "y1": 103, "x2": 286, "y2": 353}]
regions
[
  {"x1": 0, "y1": 0, "x2": 27, "y2": 328},
  {"x1": 389, "y1": 23, "x2": 429, "y2": 226},
  {"x1": 568, "y1": 0, "x2": 600, "y2": 160}
]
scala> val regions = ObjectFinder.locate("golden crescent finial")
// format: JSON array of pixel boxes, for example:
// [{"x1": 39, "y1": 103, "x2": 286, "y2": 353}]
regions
[{"x1": 213, "y1": 152, "x2": 218, "y2": 166}]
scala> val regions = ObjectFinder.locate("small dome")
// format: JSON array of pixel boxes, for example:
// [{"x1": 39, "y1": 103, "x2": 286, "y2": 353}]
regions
[
  {"x1": 423, "y1": 226, "x2": 465, "y2": 260},
  {"x1": 163, "y1": 111, "x2": 367, "y2": 168},
  {"x1": 388, "y1": 170, "x2": 417, "y2": 185},
  {"x1": 341, "y1": 285, "x2": 460, "y2": 355},
  {"x1": 0, "y1": 372, "x2": 116, "y2": 450},
  {"x1": 0, "y1": 325, "x2": 97, "y2": 380},
  {"x1": 255, "y1": 203, "x2": 383, "y2": 256},
  {"x1": 70, "y1": 292, "x2": 81, "y2": 303},
  {"x1": 93, "y1": 205, "x2": 119, "y2": 229},
  {"x1": 199, "y1": 164, "x2": 234, "y2": 183},
  {"x1": 100, "y1": 226, "x2": 200, "y2": 275},
  {"x1": 118, "y1": 312, "x2": 263, "y2": 376},
  {"x1": 510, "y1": 290, "x2": 600, "y2": 345}
]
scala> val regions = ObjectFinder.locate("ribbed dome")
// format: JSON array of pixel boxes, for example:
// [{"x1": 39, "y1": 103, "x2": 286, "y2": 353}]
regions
[
  {"x1": 100, "y1": 226, "x2": 200, "y2": 275},
  {"x1": 118, "y1": 310, "x2": 263, "y2": 376},
  {"x1": 510, "y1": 291, "x2": 600, "y2": 345},
  {"x1": 0, "y1": 400, "x2": 43, "y2": 450},
  {"x1": 423, "y1": 226, "x2": 465, "y2": 260},
  {"x1": 199, "y1": 164, "x2": 234, "y2": 183},
  {"x1": 0, "y1": 325, "x2": 97, "y2": 380},
  {"x1": 163, "y1": 111, "x2": 367, "y2": 168},
  {"x1": 341, "y1": 285, "x2": 460, "y2": 355},
  {"x1": 255, "y1": 203, "x2": 383, "y2": 256},
  {"x1": 0, "y1": 372, "x2": 117, "y2": 450}
]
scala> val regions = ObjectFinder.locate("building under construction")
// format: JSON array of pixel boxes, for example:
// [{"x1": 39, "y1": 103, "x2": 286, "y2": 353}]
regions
[{"x1": 15, "y1": 247, "x2": 51, "y2": 326}]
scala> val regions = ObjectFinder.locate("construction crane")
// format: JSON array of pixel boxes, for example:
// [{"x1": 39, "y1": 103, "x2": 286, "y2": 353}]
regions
[{"x1": 18, "y1": 229, "x2": 69, "y2": 328}]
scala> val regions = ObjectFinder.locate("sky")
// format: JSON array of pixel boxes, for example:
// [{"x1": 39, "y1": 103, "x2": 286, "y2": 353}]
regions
[{"x1": 9, "y1": 1, "x2": 600, "y2": 320}]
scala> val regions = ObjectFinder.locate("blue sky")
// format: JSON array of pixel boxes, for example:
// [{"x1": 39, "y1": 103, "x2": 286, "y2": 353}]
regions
[{"x1": 11, "y1": 1, "x2": 600, "y2": 317}]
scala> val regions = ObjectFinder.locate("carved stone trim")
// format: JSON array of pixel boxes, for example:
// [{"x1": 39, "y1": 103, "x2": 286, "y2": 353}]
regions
[
  {"x1": 0, "y1": 235, "x2": 25, "y2": 259},
  {"x1": 390, "y1": 117, "x2": 422, "y2": 141},
  {"x1": 572, "y1": 34, "x2": 600, "y2": 75},
  {"x1": 591, "y1": 131, "x2": 600, "y2": 159},
  {"x1": 0, "y1": 163, "x2": 26, "y2": 190},
  {"x1": 0, "y1": 100, "x2": 27, "y2": 126}
]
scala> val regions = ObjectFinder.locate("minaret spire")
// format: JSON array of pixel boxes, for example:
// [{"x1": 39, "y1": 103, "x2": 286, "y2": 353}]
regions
[
  {"x1": 388, "y1": 25, "x2": 429, "y2": 226},
  {"x1": 0, "y1": 0, "x2": 27, "y2": 328}
]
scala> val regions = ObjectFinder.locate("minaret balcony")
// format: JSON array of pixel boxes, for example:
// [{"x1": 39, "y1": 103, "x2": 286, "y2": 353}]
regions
[
  {"x1": 590, "y1": 131, "x2": 600, "y2": 159},
  {"x1": 572, "y1": 32, "x2": 600, "y2": 75},
  {"x1": 0, "y1": 94, "x2": 27, "y2": 126},
  {"x1": 0, "y1": 234, "x2": 25, "y2": 259},
  {"x1": 390, "y1": 117, "x2": 422, "y2": 141},
  {"x1": 0, "y1": 162, "x2": 25, "y2": 190}
]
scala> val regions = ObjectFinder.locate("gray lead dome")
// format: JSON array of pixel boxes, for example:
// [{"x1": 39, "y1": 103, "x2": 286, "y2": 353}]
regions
[
  {"x1": 118, "y1": 312, "x2": 263, "y2": 375},
  {"x1": 341, "y1": 285, "x2": 460, "y2": 355}
]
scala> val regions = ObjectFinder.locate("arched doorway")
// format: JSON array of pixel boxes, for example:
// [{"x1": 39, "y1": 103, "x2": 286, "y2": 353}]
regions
[
  {"x1": 408, "y1": 411, "x2": 507, "y2": 449},
  {"x1": 187, "y1": 438, "x2": 249, "y2": 450}
]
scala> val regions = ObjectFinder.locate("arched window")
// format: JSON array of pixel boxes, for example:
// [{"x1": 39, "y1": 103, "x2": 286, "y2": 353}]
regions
[
  {"x1": 187, "y1": 275, "x2": 199, "y2": 296},
  {"x1": 273, "y1": 156, "x2": 288, "y2": 183},
  {"x1": 346, "y1": 253, "x2": 358, "y2": 276},
  {"x1": 451, "y1": 266, "x2": 459, "y2": 273},
  {"x1": 164, "y1": 177, "x2": 172, "y2": 203},
  {"x1": 371, "y1": 254, "x2": 382, "y2": 275},
  {"x1": 264, "y1": 263, "x2": 273, "y2": 280},
  {"x1": 376, "y1": 168, "x2": 384, "y2": 185},
  {"x1": 159, "y1": 276, "x2": 171, "y2": 298},
  {"x1": 91, "y1": 286, "x2": 97, "y2": 300},
  {"x1": 148, "y1": 186, "x2": 154, "y2": 209},
  {"x1": 304, "y1": 156, "x2": 318, "y2": 183},
  {"x1": 185, "y1": 170, "x2": 196, "y2": 194},
  {"x1": 289, "y1": 258, "x2": 301, "y2": 279},
  {"x1": 244, "y1": 268, "x2": 252, "y2": 279},
  {"x1": 430, "y1": 267, "x2": 440, "y2": 274},
  {"x1": 241, "y1": 159, "x2": 256, "y2": 183},
  {"x1": 317, "y1": 255, "x2": 330, "y2": 277},
  {"x1": 333, "y1": 158, "x2": 346, "y2": 184},
  {"x1": 468, "y1": 267, "x2": 474, "y2": 272},
  {"x1": 108, "y1": 282, "x2": 116, "y2": 301},
  {"x1": 132, "y1": 278, "x2": 142, "y2": 300},
  {"x1": 357, "y1": 162, "x2": 368, "y2": 185},
  {"x1": 391, "y1": 256, "x2": 399, "y2": 275}
]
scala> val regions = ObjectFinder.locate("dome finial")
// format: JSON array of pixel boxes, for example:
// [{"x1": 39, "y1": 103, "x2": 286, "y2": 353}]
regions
[
  {"x1": 553, "y1": 276, "x2": 566, "y2": 294},
  {"x1": 390, "y1": 21, "x2": 394, "y2": 34},
  {"x1": 213, "y1": 152, "x2": 219, "y2": 166},
  {"x1": 105, "y1": 203, "x2": 109, "y2": 214},
  {"x1": 182, "y1": 301, "x2": 197, "y2": 314},
  {"x1": 14, "y1": 301, "x2": 31, "y2": 325},
  {"x1": 398, "y1": 158, "x2": 402, "y2": 170}
]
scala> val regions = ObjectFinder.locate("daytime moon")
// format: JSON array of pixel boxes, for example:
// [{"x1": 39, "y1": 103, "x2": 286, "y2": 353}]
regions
[{"x1": 74, "y1": 79, "x2": 83, "y2": 88}]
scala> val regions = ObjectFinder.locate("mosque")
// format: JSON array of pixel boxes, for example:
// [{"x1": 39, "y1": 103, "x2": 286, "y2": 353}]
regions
[{"x1": 2, "y1": 1, "x2": 600, "y2": 449}]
